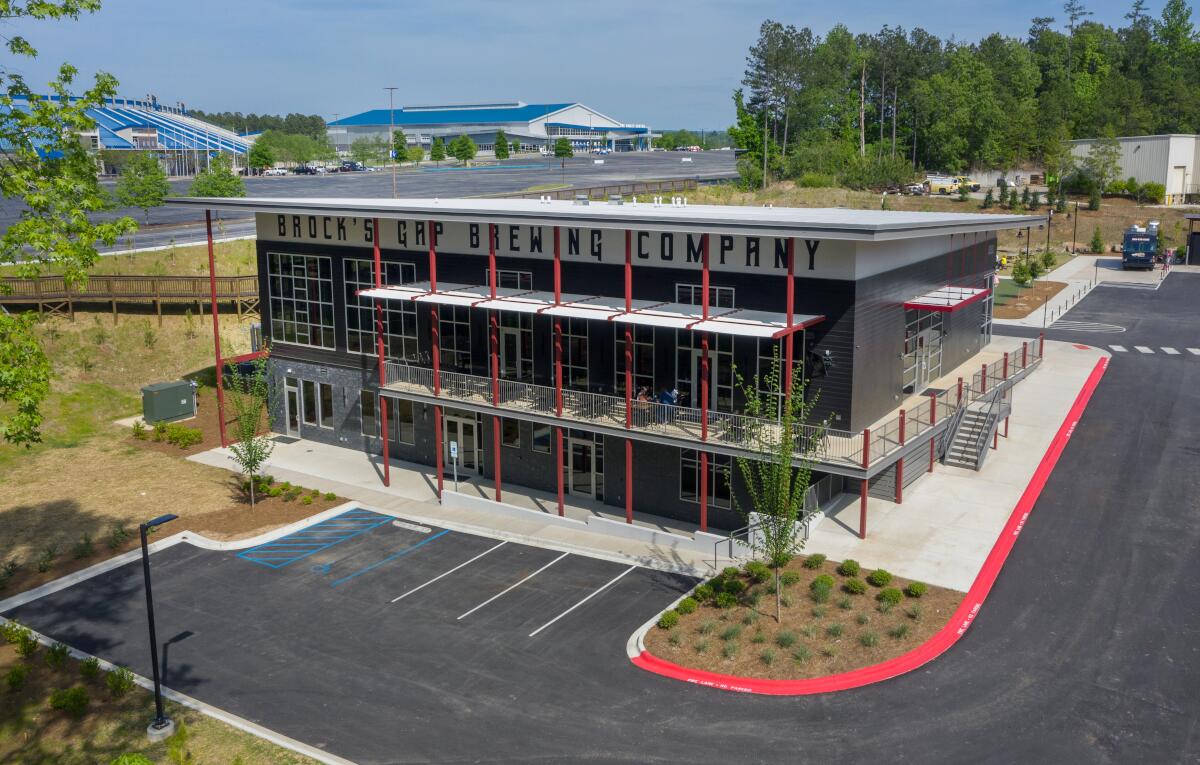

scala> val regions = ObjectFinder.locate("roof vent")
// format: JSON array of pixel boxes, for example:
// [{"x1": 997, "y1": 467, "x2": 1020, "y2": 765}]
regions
[{"x1": 574, "y1": 194, "x2": 590, "y2": 206}]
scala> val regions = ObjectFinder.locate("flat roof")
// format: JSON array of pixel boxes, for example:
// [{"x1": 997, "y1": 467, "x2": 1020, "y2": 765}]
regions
[{"x1": 167, "y1": 196, "x2": 1038, "y2": 241}]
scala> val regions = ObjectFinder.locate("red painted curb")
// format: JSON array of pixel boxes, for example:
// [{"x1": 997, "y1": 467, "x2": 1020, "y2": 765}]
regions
[{"x1": 632, "y1": 356, "x2": 1110, "y2": 696}]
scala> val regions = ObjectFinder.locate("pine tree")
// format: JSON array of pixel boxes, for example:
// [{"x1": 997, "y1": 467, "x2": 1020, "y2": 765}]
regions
[
  {"x1": 1088, "y1": 185, "x2": 1101, "y2": 211},
  {"x1": 1090, "y1": 225, "x2": 1105, "y2": 254},
  {"x1": 982, "y1": 188, "x2": 995, "y2": 208},
  {"x1": 493, "y1": 129, "x2": 509, "y2": 160},
  {"x1": 430, "y1": 137, "x2": 445, "y2": 165}
]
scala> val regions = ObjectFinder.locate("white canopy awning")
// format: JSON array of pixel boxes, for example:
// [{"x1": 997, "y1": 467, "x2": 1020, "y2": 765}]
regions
[
  {"x1": 903, "y1": 285, "x2": 989, "y2": 313},
  {"x1": 358, "y1": 283, "x2": 824, "y2": 338}
]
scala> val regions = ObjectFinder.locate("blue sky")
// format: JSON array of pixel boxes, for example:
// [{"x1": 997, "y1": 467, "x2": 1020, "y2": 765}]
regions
[{"x1": 4, "y1": 0, "x2": 1156, "y2": 129}]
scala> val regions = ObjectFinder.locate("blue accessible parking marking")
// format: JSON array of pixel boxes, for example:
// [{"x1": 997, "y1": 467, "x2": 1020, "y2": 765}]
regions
[
  {"x1": 237, "y1": 510, "x2": 393, "y2": 569},
  {"x1": 329, "y1": 529, "x2": 450, "y2": 587}
]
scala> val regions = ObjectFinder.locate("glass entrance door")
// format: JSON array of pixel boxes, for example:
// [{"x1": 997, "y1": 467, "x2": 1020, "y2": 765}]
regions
[
  {"x1": 443, "y1": 415, "x2": 479, "y2": 474},
  {"x1": 284, "y1": 378, "x2": 300, "y2": 437},
  {"x1": 499, "y1": 326, "x2": 528, "y2": 380},
  {"x1": 565, "y1": 432, "x2": 603, "y2": 498},
  {"x1": 902, "y1": 311, "x2": 944, "y2": 393}
]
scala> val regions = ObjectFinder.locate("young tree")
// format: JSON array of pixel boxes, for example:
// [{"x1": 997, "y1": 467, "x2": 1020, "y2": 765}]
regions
[
  {"x1": 732, "y1": 350, "x2": 826, "y2": 622},
  {"x1": 493, "y1": 129, "x2": 510, "y2": 160},
  {"x1": 1020, "y1": 186, "x2": 1031, "y2": 207},
  {"x1": 982, "y1": 188, "x2": 995, "y2": 208},
  {"x1": 553, "y1": 137, "x2": 574, "y2": 168},
  {"x1": 450, "y1": 134, "x2": 477, "y2": 163},
  {"x1": 1090, "y1": 225, "x2": 1105, "y2": 253},
  {"x1": 247, "y1": 141, "x2": 275, "y2": 173},
  {"x1": 350, "y1": 136, "x2": 386, "y2": 166},
  {"x1": 430, "y1": 136, "x2": 446, "y2": 165},
  {"x1": 1088, "y1": 184, "x2": 1102, "y2": 211},
  {"x1": 227, "y1": 357, "x2": 274, "y2": 508},
  {"x1": 188, "y1": 154, "x2": 246, "y2": 197},
  {"x1": 115, "y1": 151, "x2": 170, "y2": 221},
  {"x1": 1085, "y1": 133, "x2": 1122, "y2": 195},
  {"x1": 1, "y1": 1, "x2": 138, "y2": 446},
  {"x1": 511, "y1": 139, "x2": 521, "y2": 155},
  {"x1": 957, "y1": 182, "x2": 970, "y2": 201},
  {"x1": 391, "y1": 129, "x2": 408, "y2": 163}
]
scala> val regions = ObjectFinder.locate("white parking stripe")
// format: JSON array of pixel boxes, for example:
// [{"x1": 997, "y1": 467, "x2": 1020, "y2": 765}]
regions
[
  {"x1": 390, "y1": 541, "x2": 507, "y2": 603},
  {"x1": 528, "y1": 566, "x2": 637, "y2": 638},
  {"x1": 1189, "y1": 348, "x2": 1200, "y2": 355},
  {"x1": 1162, "y1": 347, "x2": 1180, "y2": 355},
  {"x1": 456, "y1": 552, "x2": 569, "y2": 620},
  {"x1": 1110, "y1": 345, "x2": 1127, "y2": 352},
  {"x1": 1135, "y1": 346, "x2": 1154, "y2": 354}
]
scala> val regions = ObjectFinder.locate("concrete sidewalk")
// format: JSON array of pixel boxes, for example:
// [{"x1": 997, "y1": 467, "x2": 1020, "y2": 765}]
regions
[{"x1": 806, "y1": 339, "x2": 1108, "y2": 590}]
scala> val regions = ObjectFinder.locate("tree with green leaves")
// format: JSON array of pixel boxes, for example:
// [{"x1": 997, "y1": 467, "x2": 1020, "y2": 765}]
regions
[
  {"x1": 430, "y1": 136, "x2": 445, "y2": 165},
  {"x1": 115, "y1": 151, "x2": 170, "y2": 221},
  {"x1": 350, "y1": 135, "x2": 387, "y2": 166},
  {"x1": 511, "y1": 139, "x2": 521, "y2": 155},
  {"x1": 227, "y1": 357, "x2": 274, "y2": 508},
  {"x1": 1091, "y1": 225, "x2": 1105, "y2": 253},
  {"x1": 493, "y1": 129, "x2": 509, "y2": 160},
  {"x1": 553, "y1": 137, "x2": 573, "y2": 164},
  {"x1": 1, "y1": 0, "x2": 137, "y2": 447},
  {"x1": 732, "y1": 350, "x2": 825, "y2": 622},
  {"x1": 247, "y1": 140, "x2": 274, "y2": 172},
  {"x1": 982, "y1": 188, "x2": 995, "y2": 208},
  {"x1": 449, "y1": 134, "x2": 476, "y2": 163},
  {"x1": 188, "y1": 154, "x2": 246, "y2": 197},
  {"x1": 392, "y1": 130, "x2": 408, "y2": 163},
  {"x1": 1088, "y1": 184, "x2": 1101, "y2": 211},
  {"x1": 1084, "y1": 132, "x2": 1122, "y2": 196}
]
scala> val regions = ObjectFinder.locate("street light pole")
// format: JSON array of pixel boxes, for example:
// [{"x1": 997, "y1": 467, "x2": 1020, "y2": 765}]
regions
[
  {"x1": 385, "y1": 87, "x2": 398, "y2": 198},
  {"x1": 140, "y1": 513, "x2": 178, "y2": 741}
]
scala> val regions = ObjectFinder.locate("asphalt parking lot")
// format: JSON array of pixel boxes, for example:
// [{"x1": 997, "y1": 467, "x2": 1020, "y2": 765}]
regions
[{"x1": 3, "y1": 509, "x2": 696, "y2": 763}]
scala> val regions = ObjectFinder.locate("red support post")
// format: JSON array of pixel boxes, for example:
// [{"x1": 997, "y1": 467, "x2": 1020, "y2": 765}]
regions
[
  {"x1": 554, "y1": 321, "x2": 564, "y2": 416},
  {"x1": 980, "y1": 363, "x2": 988, "y2": 394},
  {"x1": 701, "y1": 233, "x2": 710, "y2": 319},
  {"x1": 553, "y1": 227, "x2": 561, "y2": 304},
  {"x1": 555, "y1": 426, "x2": 564, "y2": 516},
  {"x1": 428, "y1": 221, "x2": 443, "y2": 498},
  {"x1": 957, "y1": 376, "x2": 963, "y2": 405},
  {"x1": 372, "y1": 217, "x2": 390, "y2": 487},
  {"x1": 699, "y1": 451, "x2": 709, "y2": 532},
  {"x1": 784, "y1": 237, "x2": 795, "y2": 395},
  {"x1": 205, "y1": 211, "x2": 228, "y2": 448},
  {"x1": 1003, "y1": 351, "x2": 1009, "y2": 381},
  {"x1": 895, "y1": 410, "x2": 906, "y2": 504},
  {"x1": 553, "y1": 227, "x2": 564, "y2": 517},
  {"x1": 624, "y1": 229, "x2": 634, "y2": 525},
  {"x1": 493, "y1": 414, "x2": 502, "y2": 501},
  {"x1": 434, "y1": 405, "x2": 443, "y2": 498},
  {"x1": 487, "y1": 223, "x2": 497, "y2": 299},
  {"x1": 490, "y1": 311, "x2": 501, "y2": 502},
  {"x1": 624, "y1": 230, "x2": 633, "y2": 312},
  {"x1": 701, "y1": 335, "x2": 710, "y2": 442},
  {"x1": 860, "y1": 428, "x2": 870, "y2": 539},
  {"x1": 427, "y1": 219, "x2": 438, "y2": 292}
]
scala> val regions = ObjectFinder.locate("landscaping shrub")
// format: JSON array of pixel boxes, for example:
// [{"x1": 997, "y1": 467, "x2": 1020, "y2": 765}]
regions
[
  {"x1": 792, "y1": 646, "x2": 812, "y2": 664},
  {"x1": 810, "y1": 579, "x2": 831, "y2": 603},
  {"x1": 720, "y1": 624, "x2": 743, "y2": 642},
  {"x1": 692, "y1": 584, "x2": 715, "y2": 603},
  {"x1": 1090, "y1": 225, "x2": 1105, "y2": 254},
  {"x1": 694, "y1": 640, "x2": 710, "y2": 654},
  {"x1": 750, "y1": 631, "x2": 766, "y2": 645},
  {"x1": 744, "y1": 560, "x2": 770, "y2": 584},
  {"x1": 741, "y1": 611, "x2": 759, "y2": 626},
  {"x1": 697, "y1": 620, "x2": 716, "y2": 635},
  {"x1": 759, "y1": 648, "x2": 775, "y2": 665},
  {"x1": 721, "y1": 566, "x2": 740, "y2": 579},
  {"x1": 36, "y1": 544, "x2": 58, "y2": 573},
  {"x1": 810, "y1": 605, "x2": 827, "y2": 618},
  {"x1": 131, "y1": 420, "x2": 147, "y2": 440},
  {"x1": 877, "y1": 587, "x2": 904, "y2": 607},
  {"x1": 164, "y1": 423, "x2": 202, "y2": 449},
  {"x1": 111, "y1": 755, "x2": 155, "y2": 765},
  {"x1": 269, "y1": 486, "x2": 284, "y2": 498},
  {"x1": 746, "y1": 589, "x2": 762, "y2": 607},
  {"x1": 323, "y1": 492, "x2": 337, "y2": 501},
  {"x1": 1041, "y1": 250, "x2": 1057, "y2": 270},
  {"x1": 780, "y1": 570, "x2": 801, "y2": 587},
  {"x1": 5, "y1": 664, "x2": 28, "y2": 692},
  {"x1": 904, "y1": 581, "x2": 928, "y2": 598},
  {"x1": 714, "y1": 592, "x2": 737, "y2": 609},
  {"x1": 80, "y1": 656, "x2": 101, "y2": 680},
  {"x1": 838, "y1": 596, "x2": 853, "y2": 610},
  {"x1": 0, "y1": 559, "x2": 18, "y2": 590},
  {"x1": 889, "y1": 624, "x2": 911, "y2": 640},
  {"x1": 867, "y1": 569, "x2": 893, "y2": 587},
  {"x1": 676, "y1": 597, "x2": 698, "y2": 615},
  {"x1": 859, "y1": 632, "x2": 879, "y2": 648},
  {"x1": 856, "y1": 613, "x2": 870, "y2": 626},
  {"x1": 72, "y1": 533, "x2": 94, "y2": 560},
  {"x1": 106, "y1": 524, "x2": 130, "y2": 551},
  {"x1": 668, "y1": 632, "x2": 682, "y2": 647},
  {"x1": 152, "y1": 421, "x2": 168, "y2": 441},
  {"x1": 657, "y1": 610, "x2": 681, "y2": 630},
  {"x1": 49, "y1": 686, "x2": 90, "y2": 718},
  {"x1": 722, "y1": 578, "x2": 746, "y2": 595},
  {"x1": 301, "y1": 495, "x2": 314, "y2": 505},
  {"x1": 776, "y1": 631, "x2": 797, "y2": 648},
  {"x1": 837, "y1": 559, "x2": 860, "y2": 577},
  {"x1": 280, "y1": 481, "x2": 293, "y2": 491},
  {"x1": 826, "y1": 623, "x2": 844, "y2": 638},
  {"x1": 46, "y1": 642, "x2": 70, "y2": 670},
  {"x1": 906, "y1": 605, "x2": 923, "y2": 621},
  {"x1": 721, "y1": 642, "x2": 737, "y2": 659},
  {"x1": 14, "y1": 629, "x2": 39, "y2": 658},
  {"x1": 802, "y1": 553, "x2": 826, "y2": 569},
  {"x1": 843, "y1": 577, "x2": 867, "y2": 595},
  {"x1": 107, "y1": 666, "x2": 136, "y2": 697},
  {"x1": 811, "y1": 573, "x2": 835, "y2": 590},
  {"x1": 1, "y1": 619, "x2": 24, "y2": 644}
]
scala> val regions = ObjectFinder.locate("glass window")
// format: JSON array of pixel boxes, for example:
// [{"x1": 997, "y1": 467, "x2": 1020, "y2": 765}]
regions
[
  {"x1": 440, "y1": 305, "x2": 472, "y2": 372},
  {"x1": 614, "y1": 324, "x2": 654, "y2": 397},
  {"x1": 360, "y1": 390, "x2": 377, "y2": 436},
  {"x1": 266, "y1": 253, "x2": 336, "y2": 349},
  {"x1": 501, "y1": 417, "x2": 521, "y2": 448},
  {"x1": 484, "y1": 268, "x2": 533, "y2": 290},
  {"x1": 344, "y1": 259, "x2": 418, "y2": 360},
  {"x1": 680, "y1": 450, "x2": 731, "y2": 509},
  {"x1": 319, "y1": 382, "x2": 334, "y2": 429},
  {"x1": 391, "y1": 398, "x2": 415, "y2": 444},
  {"x1": 675, "y1": 283, "x2": 734, "y2": 308},
  {"x1": 676, "y1": 331, "x2": 734, "y2": 412},
  {"x1": 302, "y1": 380, "x2": 317, "y2": 425},
  {"x1": 532, "y1": 423, "x2": 551, "y2": 454},
  {"x1": 553, "y1": 317, "x2": 589, "y2": 390}
]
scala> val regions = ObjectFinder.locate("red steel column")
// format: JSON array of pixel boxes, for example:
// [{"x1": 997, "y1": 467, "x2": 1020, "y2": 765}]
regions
[
  {"x1": 491, "y1": 312, "x2": 501, "y2": 501},
  {"x1": 372, "y1": 217, "x2": 390, "y2": 487},
  {"x1": 488, "y1": 223, "x2": 497, "y2": 298},
  {"x1": 554, "y1": 226, "x2": 564, "y2": 516},
  {"x1": 624, "y1": 229, "x2": 633, "y2": 524},
  {"x1": 859, "y1": 428, "x2": 870, "y2": 539},
  {"x1": 429, "y1": 221, "x2": 443, "y2": 498},
  {"x1": 895, "y1": 410, "x2": 906, "y2": 504},
  {"x1": 205, "y1": 211, "x2": 228, "y2": 448},
  {"x1": 784, "y1": 237, "x2": 795, "y2": 394}
]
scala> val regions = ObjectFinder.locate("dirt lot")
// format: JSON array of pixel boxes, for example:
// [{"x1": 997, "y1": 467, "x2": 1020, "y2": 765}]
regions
[
  {"x1": 993, "y1": 280, "x2": 1068, "y2": 319},
  {"x1": 643, "y1": 555, "x2": 959, "y2": 680}
]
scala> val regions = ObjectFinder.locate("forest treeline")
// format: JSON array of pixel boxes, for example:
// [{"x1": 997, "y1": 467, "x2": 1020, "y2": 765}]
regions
[{"x1": 729, "y1": 1, "x2": 1200, "y2": 188}]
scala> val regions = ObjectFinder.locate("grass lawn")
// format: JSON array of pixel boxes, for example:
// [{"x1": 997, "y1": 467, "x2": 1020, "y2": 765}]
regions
[
  {"x1": 0, "y1": 238, "x2": 258, "y2": 279},
  {"x1": 0, "y1": 639, "x2": 319, "y2": 764},
  {"x1": 642, "y1": 555, "x2": 959, "y2": 680}
]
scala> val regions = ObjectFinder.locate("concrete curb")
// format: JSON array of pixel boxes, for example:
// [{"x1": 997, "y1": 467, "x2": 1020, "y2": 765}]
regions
[{"x1": 628, "y1": 355, "x2": 1110, "y2": 695}]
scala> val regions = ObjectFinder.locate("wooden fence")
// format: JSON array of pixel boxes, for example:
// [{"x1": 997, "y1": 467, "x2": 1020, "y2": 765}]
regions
[{"x1": 0, "y1": 274, "x2": 259, "y2": 324}]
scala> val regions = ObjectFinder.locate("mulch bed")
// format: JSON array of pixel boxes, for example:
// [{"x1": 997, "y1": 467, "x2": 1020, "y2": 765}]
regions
[
  {"x1": 994, "y1": 280, "x2": 1067, "y2": 319},
  {"x1": 642, "y1": 555, "x2": 961, "y2": 681},
  {"x1": 126, "y1": 387, "x2": 247, "y2": 458}
]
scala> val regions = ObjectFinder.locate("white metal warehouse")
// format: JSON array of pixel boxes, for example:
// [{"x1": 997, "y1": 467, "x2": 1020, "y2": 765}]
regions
[{"x1": 1069, "y1": 133, "x2": 1199, "y2": 205}]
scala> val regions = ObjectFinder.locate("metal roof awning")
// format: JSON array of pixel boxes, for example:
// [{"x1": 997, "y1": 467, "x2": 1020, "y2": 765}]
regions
[
  {"x1": 903, "y1": 286, "x2": 990, "y2": 313},
  {"x1": 358, "y1": 283, "x2": 824, "y2": 337}
]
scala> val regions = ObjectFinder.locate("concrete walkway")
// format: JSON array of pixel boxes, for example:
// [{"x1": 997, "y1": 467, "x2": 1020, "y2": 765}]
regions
[{"x1": 806, "y1": 339, "x2": 1108, "y2": 591}]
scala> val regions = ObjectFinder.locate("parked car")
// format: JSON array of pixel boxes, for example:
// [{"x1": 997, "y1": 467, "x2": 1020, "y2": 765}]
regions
[
  {"x1": 263, "y1": 167, "x2": 288, "y2": 176},
  {"x1": 902, "y1": 183, "x2": 925, "y2": 195},
  {"x1": 340, "y1": 161, "x2": 365, "y2": 172},
  {"x1": 293, "y1": 165, "x2": 318, "y2": 175}
]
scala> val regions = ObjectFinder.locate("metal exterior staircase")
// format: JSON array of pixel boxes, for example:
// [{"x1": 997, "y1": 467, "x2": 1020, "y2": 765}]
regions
[{"x1": 942, "y1": 389, "x2": 1010, "y2": 470}]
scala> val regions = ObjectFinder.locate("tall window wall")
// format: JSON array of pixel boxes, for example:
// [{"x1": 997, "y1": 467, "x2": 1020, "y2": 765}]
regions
[
  {"x1": 344, "y1": 259, "x2": 418, "y2": 359},
  {"x1": 440, "y1": 305, "x2": 472, "y2": 372},
  {"x1": 553, "y1": 318, "x2": 589, "y2": 390},
  {"x1": 267, "y1": 253, "x2": 335, "y2": 348}
]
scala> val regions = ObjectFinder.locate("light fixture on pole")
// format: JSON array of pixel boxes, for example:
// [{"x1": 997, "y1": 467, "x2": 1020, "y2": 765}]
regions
[
  {"x1": 385, "y1": 87, "x2": 398, "y2": 198},
  {"x1": 140, "y1": 513, "x2": 178, "y2": 741}
]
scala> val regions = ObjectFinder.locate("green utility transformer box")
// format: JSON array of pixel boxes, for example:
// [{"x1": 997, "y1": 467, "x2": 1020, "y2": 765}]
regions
[{"x1": 141, "y1": 380, "x2": 196, "y2": 424}]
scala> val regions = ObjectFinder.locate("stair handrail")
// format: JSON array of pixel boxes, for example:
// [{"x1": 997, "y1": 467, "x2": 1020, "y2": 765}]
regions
[
  {"x1": 938, "y1": 382, "x2": 974, "y2": 462},
  {"x1": 968, "y1": 385, "x2": 1008, "y2": 470}
]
